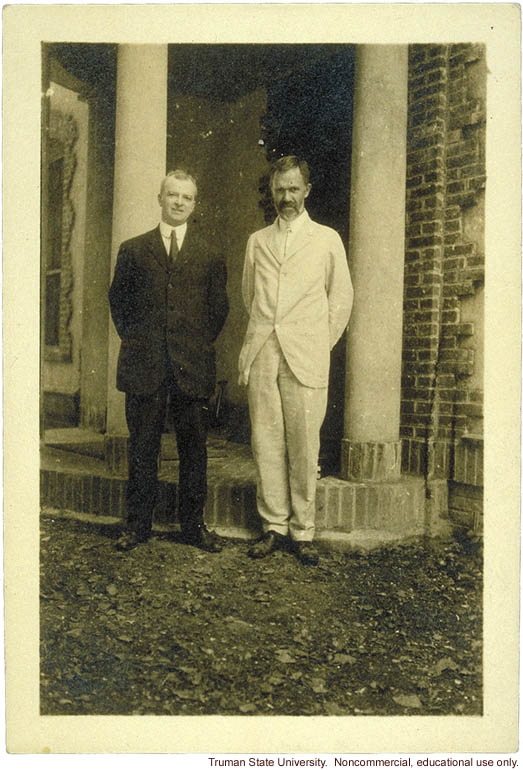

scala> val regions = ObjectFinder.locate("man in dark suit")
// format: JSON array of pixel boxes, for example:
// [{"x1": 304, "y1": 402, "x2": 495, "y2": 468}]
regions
[{"x1": 109, "y1": 169, "x2": 229, "y2": 552}]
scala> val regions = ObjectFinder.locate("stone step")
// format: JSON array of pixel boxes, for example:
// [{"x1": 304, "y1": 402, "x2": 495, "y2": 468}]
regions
[
  {"x1": 44, "y1": 428, "x2": 106, "y2": 459},
  {"x1": 40, "y1": 444, "x2": 449, "y2": 550}
]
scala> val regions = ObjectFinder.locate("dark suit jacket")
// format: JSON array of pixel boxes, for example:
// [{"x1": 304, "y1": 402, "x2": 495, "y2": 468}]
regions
[{"x1": 109, "y1": 221, "x2": 228, "y2": 398}]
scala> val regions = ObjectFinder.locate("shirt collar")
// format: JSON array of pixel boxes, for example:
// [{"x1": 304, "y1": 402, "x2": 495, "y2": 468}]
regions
[
  {"x1": 277, "y1": 208, "x2": 309, "y2": 233},
  {"x1": 160, "y1": 220, "x2": 188, "y2": 240}
]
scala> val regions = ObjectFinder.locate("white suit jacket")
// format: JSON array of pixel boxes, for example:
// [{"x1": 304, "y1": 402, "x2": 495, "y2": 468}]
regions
[{"x1": 239, "y1": 212, "x2": 353, "y2": 388}]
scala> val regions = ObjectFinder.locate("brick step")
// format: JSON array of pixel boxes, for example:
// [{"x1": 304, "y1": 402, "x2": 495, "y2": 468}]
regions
[{"x1": 40, "y1": 445, "x2": 449, "y2": 549}]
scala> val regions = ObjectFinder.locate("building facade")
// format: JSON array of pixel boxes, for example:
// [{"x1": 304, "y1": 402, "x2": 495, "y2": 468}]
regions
[{"x1": 41, "y1": 43, "x2": 485, "y2": 536}]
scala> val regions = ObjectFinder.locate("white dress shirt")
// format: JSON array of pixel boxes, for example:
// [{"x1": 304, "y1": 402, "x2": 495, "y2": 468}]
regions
[
  {"x1": 275, "y1": 209, "x2": 308, "y2": 258},
  {"x1": 159, "y1": 220, "x2": 187, "y2": 254}
]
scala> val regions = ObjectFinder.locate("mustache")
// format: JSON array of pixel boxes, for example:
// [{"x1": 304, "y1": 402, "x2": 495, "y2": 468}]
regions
[{"x1": 278, "y1": 201, "x2": 297, "y2": 210}]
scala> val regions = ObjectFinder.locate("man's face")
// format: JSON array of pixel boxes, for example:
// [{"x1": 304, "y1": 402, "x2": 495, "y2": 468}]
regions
[
  {"x1": 271, "y1": 167, "x2": 311, "y2": 222},
  {"x1": 158, "y1": 176, "x2": 196, "y2": 226}
]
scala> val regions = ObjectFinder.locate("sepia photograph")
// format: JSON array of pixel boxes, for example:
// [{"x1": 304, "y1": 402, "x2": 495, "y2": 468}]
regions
[{"x1": 4, "y1": 1, "x2": 521, "y2": 755}]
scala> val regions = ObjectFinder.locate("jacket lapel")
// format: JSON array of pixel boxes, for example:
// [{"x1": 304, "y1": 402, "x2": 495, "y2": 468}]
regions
[
  {"x1": 148, "y1": 226, "x2": 170, "y2": 272},
  {"x1": 264, "y1": 216, "x2": 315, "y2": 263},
  {"x1": 265, "y1": 221, "x2": 283, "y2": 264},
  {"x1": 175, "y1": 221, "x2": 196, "y2": 268},
  {"x1": 147, "y1": 222, "x2": 198, "y2": 273},
  {"x1": 284, "y1": 219, "x2": 315, "y2": 261}
]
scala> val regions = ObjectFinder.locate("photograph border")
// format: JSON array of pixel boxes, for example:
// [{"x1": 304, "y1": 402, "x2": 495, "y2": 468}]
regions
[{"x1": 3, "y1": 1, "x2": 521, "y2": 755}]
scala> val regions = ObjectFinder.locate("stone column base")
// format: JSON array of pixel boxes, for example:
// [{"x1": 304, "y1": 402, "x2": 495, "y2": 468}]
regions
[{"x1": 341, "y1": 439, "x2": 402, "y2": 482}]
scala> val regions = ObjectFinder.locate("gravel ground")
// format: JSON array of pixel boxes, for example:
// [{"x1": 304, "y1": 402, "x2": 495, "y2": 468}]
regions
[{"x1": 40, "y1": 511, "x2": 482, "y2": 716}]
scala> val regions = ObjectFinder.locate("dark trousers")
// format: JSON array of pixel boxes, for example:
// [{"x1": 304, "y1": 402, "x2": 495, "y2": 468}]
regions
[{"x1": 124, "y1": 377, "x2": 209, "y2": 539}]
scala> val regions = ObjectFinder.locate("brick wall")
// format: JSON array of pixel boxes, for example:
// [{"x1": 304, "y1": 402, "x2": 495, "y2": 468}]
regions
[{"x1": 401, "y1": 44, "x2": 485, "y2": 531}]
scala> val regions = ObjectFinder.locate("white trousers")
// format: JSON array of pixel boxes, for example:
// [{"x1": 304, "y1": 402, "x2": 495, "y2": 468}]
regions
[{"x1": 248, "y1": 332, "x2": 328, "y2": 542}]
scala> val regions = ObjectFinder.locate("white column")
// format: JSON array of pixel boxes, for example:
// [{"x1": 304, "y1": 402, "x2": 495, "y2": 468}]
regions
[
  {"x1": 342, "y1": 45, "x2": 409, "y2": 481},
  {"x1": 106, "y1": 45, "x2": 167, "y2": 434}
]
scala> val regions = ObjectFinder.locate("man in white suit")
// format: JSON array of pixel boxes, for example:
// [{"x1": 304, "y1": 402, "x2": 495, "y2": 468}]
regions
[{"x1": 239, "y1": 156, "x2": 353, "y2": 565}]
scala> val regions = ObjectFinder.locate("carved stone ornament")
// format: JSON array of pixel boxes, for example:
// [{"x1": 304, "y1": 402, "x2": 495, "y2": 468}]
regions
[{"x1": 45, "y1": 108, "x2": 77, "y2": 361}]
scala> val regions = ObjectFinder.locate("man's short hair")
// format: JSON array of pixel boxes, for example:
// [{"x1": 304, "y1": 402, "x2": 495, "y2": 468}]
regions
[
  {"x1": 160, "y1": 169, "x2": 198, "y2": 198},
  {"x1": 269, "y1": 156, "x2": 311, "y2": 187}
]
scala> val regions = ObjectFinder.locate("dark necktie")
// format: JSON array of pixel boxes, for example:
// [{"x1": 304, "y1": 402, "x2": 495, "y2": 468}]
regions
[{"x1": 169, "y1": 230, "x2": 179, "y2": 263}]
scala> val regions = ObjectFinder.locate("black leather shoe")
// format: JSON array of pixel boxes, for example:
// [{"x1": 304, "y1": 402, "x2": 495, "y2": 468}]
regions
[
  {"x1": 182, "y1": 526, "x2": 223, "y2": 553},
  {"x1": 295, "y1": 541, "x2": 319, "y2": 566},
  {"x1": 248, "y1": 530, "x2": 286, "y2": 559},
  {"x1": 115, "y1": 531, "x2": 148, "y2": 552}
]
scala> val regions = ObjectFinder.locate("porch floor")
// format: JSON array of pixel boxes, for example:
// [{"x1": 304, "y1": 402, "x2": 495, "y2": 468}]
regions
[{"x1": 41, "y1": 428, "x2": 449, "y2": 550}]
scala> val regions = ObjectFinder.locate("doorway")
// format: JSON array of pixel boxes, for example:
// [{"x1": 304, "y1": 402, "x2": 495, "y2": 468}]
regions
[
  {"x1": 167, "y1": 44, "x2": 355, "y2": 468},
  {"x1": 263, "y1": 46, "x2": 355, "y2": 470}
]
